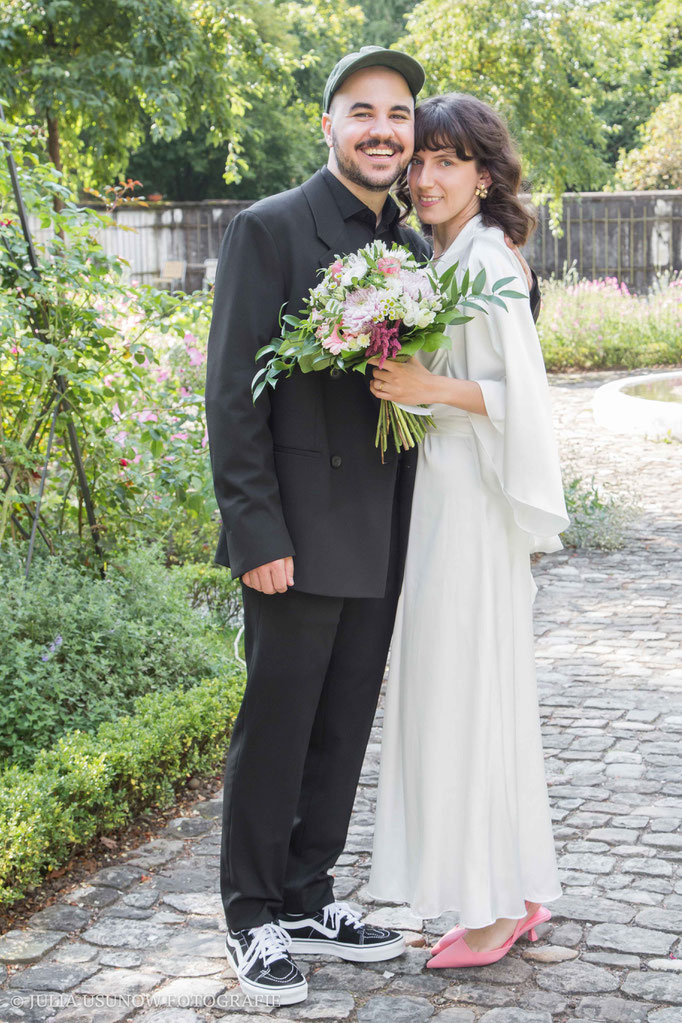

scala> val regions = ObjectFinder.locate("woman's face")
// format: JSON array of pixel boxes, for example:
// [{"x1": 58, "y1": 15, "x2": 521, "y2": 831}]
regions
[{"x1": 407, "y1": 148, "x2": 491, "y2": 226}]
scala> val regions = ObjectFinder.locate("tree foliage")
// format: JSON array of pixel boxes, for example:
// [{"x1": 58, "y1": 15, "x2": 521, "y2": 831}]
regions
[
  {"x1": 615, "y1": 93, "x2": 682, "y2": 189},
  {"x1": 127, "y1": 0, "x2": 364, "y2": 201},
  {"x1": 399, "y1": 0, "x2": 627, "y2": 208},
  {"x1": 0, "y1": 0, "x2": 294, "y2": 188}
]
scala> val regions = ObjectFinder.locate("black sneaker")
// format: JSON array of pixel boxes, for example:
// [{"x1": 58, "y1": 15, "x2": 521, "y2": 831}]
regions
[
  {"x1": 279, "y1": 901, "x2": 405, "y2": 962},
  {"x1": 224, "y1": 922, "x2": 308, "y2": 1005}
]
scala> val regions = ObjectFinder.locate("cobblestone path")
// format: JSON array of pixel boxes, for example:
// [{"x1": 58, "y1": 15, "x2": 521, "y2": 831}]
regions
[{"x1": 1, "y1": 370, "x2": 681, "y2": 1023}]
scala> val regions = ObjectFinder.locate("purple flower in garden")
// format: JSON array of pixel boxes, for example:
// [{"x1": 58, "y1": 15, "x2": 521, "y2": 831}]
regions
[
  {"x1": 40, "y1": 634, "x2": 63, "y2": 662},
  {"x1": 364, "y1": 320, "x2": 402, "y2": 368}
]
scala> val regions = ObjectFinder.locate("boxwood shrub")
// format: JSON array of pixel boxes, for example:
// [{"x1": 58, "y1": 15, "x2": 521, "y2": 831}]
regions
[{"x1": 0, "y1": 670, "x2": 244, "y2": 907}]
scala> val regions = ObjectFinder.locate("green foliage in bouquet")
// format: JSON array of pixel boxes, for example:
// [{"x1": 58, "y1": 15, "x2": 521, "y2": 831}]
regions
[{"x1": 253, "y1": 241, "x2": 524, "y2": 458}]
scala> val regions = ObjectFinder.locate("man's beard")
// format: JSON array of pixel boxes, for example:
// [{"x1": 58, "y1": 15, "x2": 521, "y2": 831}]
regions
[{"x1": 331, "y1": 131, "x2": 409, "y2": 192}]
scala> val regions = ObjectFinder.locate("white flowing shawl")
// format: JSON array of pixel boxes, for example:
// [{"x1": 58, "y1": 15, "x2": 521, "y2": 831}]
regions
[{"x1": 426, "y1": 216, "x2": 569, "y2": 553}]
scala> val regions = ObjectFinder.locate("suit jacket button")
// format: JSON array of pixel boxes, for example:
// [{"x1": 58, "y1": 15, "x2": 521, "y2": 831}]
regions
[
  {"x1": 330, "y1": 368, "x2": 341, "y2": 379},
  {"x1": 330, "y1": 454, "x2": 342, "y2": 469}
]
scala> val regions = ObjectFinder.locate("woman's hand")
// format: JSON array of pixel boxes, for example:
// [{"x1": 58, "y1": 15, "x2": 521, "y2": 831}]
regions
[{"x1": 369, "y1": 357, "x2": 436, "y2": 406}]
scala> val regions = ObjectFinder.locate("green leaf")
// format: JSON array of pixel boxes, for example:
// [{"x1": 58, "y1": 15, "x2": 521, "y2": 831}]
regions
[
  {"x1": 256, "y1": 343, "x2": 278, "y2": 361},
  {"x1": 471, "y1": 269, "x2": 486, "y2": 295},
  {"x1": 492, "y1": 276, "x2": 517, "y2": 292}
]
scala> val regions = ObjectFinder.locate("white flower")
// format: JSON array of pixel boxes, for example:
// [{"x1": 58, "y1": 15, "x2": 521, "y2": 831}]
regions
[{"x1": 339, "y1": 253, "x2": 368, "y2": 288}]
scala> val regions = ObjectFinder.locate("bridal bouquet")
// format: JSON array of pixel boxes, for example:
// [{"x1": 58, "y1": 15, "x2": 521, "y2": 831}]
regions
[{"x1": 252, "y1": 239, "x2": 517, "y2": 459}]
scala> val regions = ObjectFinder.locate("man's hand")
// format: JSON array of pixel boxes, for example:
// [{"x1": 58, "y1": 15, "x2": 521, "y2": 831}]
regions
[{"x1": 242, "y1": 557, "x2": 294, "y2": 594}]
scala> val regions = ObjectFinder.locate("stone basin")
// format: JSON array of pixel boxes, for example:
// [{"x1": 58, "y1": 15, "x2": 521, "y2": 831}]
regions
[{"x1": 593, "y1": 370, "x2": 682, "y2": 441}]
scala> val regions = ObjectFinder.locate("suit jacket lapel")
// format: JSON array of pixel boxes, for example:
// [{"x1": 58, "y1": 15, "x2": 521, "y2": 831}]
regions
[{"x1": 301, "y1": 171, "x2": 351, "y2": 268}]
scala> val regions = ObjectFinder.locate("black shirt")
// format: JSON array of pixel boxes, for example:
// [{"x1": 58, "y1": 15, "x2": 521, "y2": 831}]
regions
[{"x1": 320, "y1": 165, "x2": 407, "y2": 250}]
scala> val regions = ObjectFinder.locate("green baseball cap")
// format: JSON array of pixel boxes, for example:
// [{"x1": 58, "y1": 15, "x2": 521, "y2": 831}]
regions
[{"x1": 323, "y1": 45, "x2": 425, "y2": 112}]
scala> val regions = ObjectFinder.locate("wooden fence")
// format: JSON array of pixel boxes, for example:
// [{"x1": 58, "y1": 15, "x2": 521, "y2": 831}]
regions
[{"x1": 32, "y1": 189, "x2": 682, "y2": 293}]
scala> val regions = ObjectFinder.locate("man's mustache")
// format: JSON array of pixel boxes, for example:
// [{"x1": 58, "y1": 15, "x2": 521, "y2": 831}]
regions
[{"x1": 356, "y1": 141, "x2": 404, "y2": 154}]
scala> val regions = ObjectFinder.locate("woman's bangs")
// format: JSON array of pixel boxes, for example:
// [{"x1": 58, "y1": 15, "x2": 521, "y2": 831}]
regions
[{"x1": 414, "y1": 103, "x2": 474, "y2": 161}]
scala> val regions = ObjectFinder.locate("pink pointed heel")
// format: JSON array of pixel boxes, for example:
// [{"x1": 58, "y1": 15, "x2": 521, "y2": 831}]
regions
[{"x1": 427, "y1": 904, "x2": 551, "y2": 969}]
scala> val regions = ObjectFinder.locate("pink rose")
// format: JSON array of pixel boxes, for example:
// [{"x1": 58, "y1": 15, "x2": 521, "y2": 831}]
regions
[
  {"x1": 329, "y1": 260, "x2": 343, "y2": 278},
  {"x1": 377, "y1": 256, "x2": 401, "y2": 275}
]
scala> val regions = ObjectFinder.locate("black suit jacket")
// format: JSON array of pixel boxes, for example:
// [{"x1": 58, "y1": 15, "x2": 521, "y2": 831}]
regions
[{"x1": 205, "y1": 170, "x2": 431, "y2": 598}]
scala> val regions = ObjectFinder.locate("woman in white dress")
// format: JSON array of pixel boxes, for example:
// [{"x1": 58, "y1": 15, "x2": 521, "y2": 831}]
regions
[{"x1": 366, "y1": 93, "x2": 569, "y2": 968}]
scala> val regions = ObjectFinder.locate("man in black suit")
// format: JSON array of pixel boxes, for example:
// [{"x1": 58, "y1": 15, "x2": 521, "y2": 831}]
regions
[
  {"x1": 206, "y1": 46, "x2": 430, "y2": 1005},
  {"x1": 206, "y1": 47, "x2": 539, "y2": 1005}
]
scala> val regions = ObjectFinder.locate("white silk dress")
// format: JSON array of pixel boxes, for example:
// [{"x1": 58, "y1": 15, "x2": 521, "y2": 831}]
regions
[{"x1": 367, "y1": 215, "x2": 570, "y2": 927}]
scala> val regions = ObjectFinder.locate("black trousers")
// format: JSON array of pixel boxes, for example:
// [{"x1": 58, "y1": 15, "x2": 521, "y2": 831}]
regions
[{"x1": 220, "y1": 487, "x2": 405, "y2": 931}]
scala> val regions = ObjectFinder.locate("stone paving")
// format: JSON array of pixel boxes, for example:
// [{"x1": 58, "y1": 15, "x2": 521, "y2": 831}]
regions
[{"x1": 1, "y1": 369, "x2": 682, "y2": 1023}]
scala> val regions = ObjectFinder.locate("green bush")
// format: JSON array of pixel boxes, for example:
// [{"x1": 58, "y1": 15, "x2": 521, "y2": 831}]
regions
[
  {"x1": 0, "y1": 671, "x2": 244, "y2": 906},
  {"x1": 539, "y1": 273, "x2": 682, "y2": 371},
  {"x1": 561, "y1": 475, "x2": 638, "y2": 550},
  {"x1": 0, "y1": 542, "x2": 239, "y2": 768},
  {"x1": 172, "y1": 561, "x2": 242, "y2": 626}
]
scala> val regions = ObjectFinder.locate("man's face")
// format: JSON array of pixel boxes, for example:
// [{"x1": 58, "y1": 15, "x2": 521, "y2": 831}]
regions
[{"x1": 322, "y1": 67, "x2": 415, "y2": 192}]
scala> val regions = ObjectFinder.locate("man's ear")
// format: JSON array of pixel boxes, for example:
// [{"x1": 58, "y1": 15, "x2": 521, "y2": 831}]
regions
[{"x1": 321, "y1": 112, "x2": 333, "y2": 149}]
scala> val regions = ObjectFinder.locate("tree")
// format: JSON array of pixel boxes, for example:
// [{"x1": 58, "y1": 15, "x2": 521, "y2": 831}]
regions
[
  {"x1": 126, "y1": 0, "x2": 365, "y2": 202},
  {"x1": 615, "y1": 93, "x2": 682, "y2": 189},
  {"x1": 0, "y1": 0, "x2": 294, "y2": 189},
  {"x1": 360, "y1": 0, "x2": 416, "y2": 47},
  {"x1": 399, "y1": 0, "x2": 628, "y2": 213}
]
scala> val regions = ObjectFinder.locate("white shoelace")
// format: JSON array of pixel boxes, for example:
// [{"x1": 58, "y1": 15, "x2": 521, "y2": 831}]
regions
[
  {"x1": 242, "y1": 922, "x2": 293, "y2": 973},
  {"x1": 322, "y1": 901, "x2": 363, "y2": 933}
]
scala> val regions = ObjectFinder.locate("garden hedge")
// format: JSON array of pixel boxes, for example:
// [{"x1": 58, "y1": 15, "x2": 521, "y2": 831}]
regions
[{"x1": 0, "y1": 670, "x2": 245, "y2": 907}]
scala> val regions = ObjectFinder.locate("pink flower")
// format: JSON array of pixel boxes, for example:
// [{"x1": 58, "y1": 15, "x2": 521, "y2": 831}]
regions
[
  {"x1": 156, "y1": 368, "x2": 170, "y2": 382},
  {"x1": 329, "y1": 260, "x2": 343, "y2": 279},
  {"x1": 171, "y1": 431, "x2": 188, "y2": 441},
  {"x1": 184, "y1": 331, "x2": 198, "y2": 346},
  {"x1": 364, "y1": 320, "x2": 401, "y2": 367},
  {"x1": 321, "y1": 323, "x2": 346, "y2": 356},
  {"x1": 187, "y1": 347, "x2": 205, "y2": 366},
  {"x1": 119, "y1": 458, "x2": 129, "y2": 467},
  {"x1": 377, "y1": 256, "x2": 401, "y2": 276},
  {"x1": 201, "y1": 427, "x2": 208, "y2": 449},
  {"x1": 10, "y1": 346, "x2": 19, "y2": 354},
  {"x1": 137, "y1": 410, "x2": 158, "y2": 423}
]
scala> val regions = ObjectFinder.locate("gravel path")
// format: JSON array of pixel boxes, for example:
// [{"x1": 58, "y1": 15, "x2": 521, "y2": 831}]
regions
[{"x1": 1, "y1": 369, "x2": 681, "y2": 1023}]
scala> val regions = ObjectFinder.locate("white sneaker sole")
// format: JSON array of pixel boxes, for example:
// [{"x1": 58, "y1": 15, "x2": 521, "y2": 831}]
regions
[
  {"x1": 224, "y1": 943, "x2": 308, "y2": 1005},
  {"x1": 288, "y1": 934, "x2": 405, "y2": 961}
]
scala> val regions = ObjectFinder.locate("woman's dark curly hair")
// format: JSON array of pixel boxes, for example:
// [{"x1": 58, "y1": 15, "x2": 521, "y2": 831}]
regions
[{"x1": 396, "y1": 93, "x2": 537, "y2": 245}]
